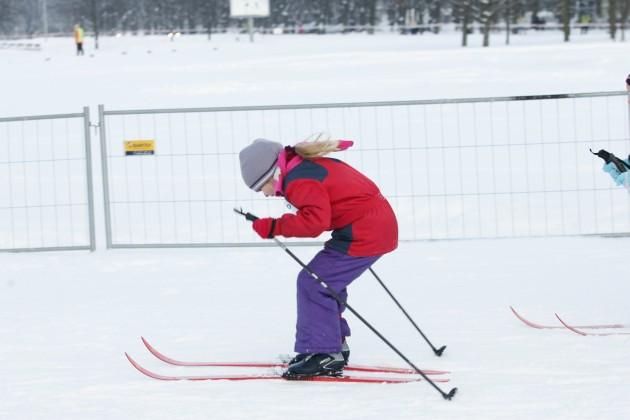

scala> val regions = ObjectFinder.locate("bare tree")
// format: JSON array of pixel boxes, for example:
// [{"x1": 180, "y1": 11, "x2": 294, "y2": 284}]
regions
[
  {"x1": 366, "y1": 0, "x2": 378, "y2": 33},
  {"x1": 199, "y1": 0, "x2": 217, "y2": 40},
  {"x1": 621, "y1": 0, "x2": 630, "y2": 41},
  {"x1": 18, "y1": 0, "x2": 40, "y2": 36},
  {"x1": 609, "y1": 0, "x2": 618, "y2": 39},
  {"x1": 505, "y1": 0, "x2": 511, "y2": 44},
  {"x1": 315, "y1": 0, "x2": 334, "y2": 27},
  {"x1": 427, "y1": 0, "x2": 443, "y2": 33},
  {"x1": 340, "y1": 0, "x2": 355, "y2": 27},
  {"x1": 0, "y1": 0, "x2": 17, "y2": 35},
  {"x1": 478, "y1": 0, "x2": 503, "y2": 47},
  {"x1": 530, "y1": 0, "x2": 540, "y2": 18},
  {"x1": 561, "y1": 0, "x2": 571, "y2": 42},
  {"x1": 452, "y1": 0, "x2": 476, "y2": 47},
  {"x1": 88, "y1": 0, "x2": 100, "y2": 48},
  {"x1": 595, "y1": 0, "x2": 603, "y2": 17}
]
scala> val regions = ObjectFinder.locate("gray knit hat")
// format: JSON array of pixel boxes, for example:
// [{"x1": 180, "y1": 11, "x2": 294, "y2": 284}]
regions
[{"x1": 239, "y1": 138, "x2": 283, "y2": 191}]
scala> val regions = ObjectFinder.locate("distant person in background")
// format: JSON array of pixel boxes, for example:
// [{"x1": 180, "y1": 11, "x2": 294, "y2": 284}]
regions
[{"x1": 74, "y1": 24, "x2": 84, "y2": 56}]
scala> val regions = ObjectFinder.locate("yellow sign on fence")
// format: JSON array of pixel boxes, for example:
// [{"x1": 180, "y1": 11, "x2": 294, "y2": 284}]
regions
[{"x1": 124, "y1": 140, "x2": 155, "y2": 156}]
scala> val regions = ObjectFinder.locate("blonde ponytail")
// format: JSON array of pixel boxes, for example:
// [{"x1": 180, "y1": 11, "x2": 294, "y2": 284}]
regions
[{"x1": 294, "y1": 133, "x2": 343, "y2": 159}]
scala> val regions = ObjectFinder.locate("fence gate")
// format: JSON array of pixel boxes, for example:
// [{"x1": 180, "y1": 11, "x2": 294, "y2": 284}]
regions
[{"x1": 0, "y1": 108, "x2": 96, "y2": 252}]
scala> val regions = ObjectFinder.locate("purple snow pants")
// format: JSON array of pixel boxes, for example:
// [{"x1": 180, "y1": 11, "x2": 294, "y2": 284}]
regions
[{"x1": 294, "y1": 247, "x2": 380, "y2": 354}]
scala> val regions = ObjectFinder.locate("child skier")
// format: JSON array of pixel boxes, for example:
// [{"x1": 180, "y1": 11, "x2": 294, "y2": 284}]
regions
[{"x1": 238, "y1": 138, "x2": 398, "y2": 378}]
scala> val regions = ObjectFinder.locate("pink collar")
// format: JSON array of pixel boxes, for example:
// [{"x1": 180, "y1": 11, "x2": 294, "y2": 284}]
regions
[
  {"x1": 272, "y1": 140, "x2": 354, "y2": 196},
  {"x1": 273, "y1": 149, "x2": 303, "y2": 196}
]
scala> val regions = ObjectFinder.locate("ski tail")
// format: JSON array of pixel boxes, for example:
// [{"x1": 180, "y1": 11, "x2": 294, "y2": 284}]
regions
[
  {"x1": 126, "y1": 353, "x2": 281, "y2": 381},
  {"x1": 554, "y1": 314, "x2": 630, "y2": 336}
]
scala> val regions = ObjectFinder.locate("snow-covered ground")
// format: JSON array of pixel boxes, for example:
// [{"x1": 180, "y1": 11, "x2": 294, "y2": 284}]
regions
[
  {"x1": 1, "y1": 238, "x2": 629, "y2": 419},
  {"x1": 1, "y1": 30, "x2": 629, "y2": 116},
  {"x1": 1, "y1": 30, "x2": 629, "y2": 419}
]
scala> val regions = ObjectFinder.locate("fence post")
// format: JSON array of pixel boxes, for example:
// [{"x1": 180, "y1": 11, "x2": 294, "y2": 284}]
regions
[
  {"x1": 98, "y1": 104, "x2": 113, "y2": 249},
  {"x1": 83, "y1": 107, "x2": 97, "y2": 251}
]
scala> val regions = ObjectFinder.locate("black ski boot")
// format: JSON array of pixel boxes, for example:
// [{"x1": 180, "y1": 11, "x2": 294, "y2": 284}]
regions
[
  {"x1": 287, "y1": 340, "x2": 349, "y2": 367},
  {"x1": 287, "y1": 340, "x2": 349, "y2": 368},
  {"x1": 287, "y1": 353, "x2": 308, "y2": 367},
  {"x1": 282, "y1": 353, "x2": 345, "y2": 379}
]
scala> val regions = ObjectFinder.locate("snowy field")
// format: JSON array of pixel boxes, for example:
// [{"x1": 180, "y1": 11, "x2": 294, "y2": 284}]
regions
[
  {"x1": 1, "y1": 30, "x2": 630, "y2": 419},
  {"x1": 1, "y1": 239, "x2": 629, "y2": 419},
  {"x1": 1, "y1": 29, "x2": 629, "y2": 116}
]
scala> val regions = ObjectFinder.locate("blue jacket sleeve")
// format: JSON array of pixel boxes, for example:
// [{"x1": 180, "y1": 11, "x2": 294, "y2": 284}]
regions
[{"x1": 603, "y1": 161, "x2": 630, "y2": 192}]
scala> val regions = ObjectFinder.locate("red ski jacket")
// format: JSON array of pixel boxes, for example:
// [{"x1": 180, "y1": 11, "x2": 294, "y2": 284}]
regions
[{"x1": 274, "y1": 155, "x2": 398, "y2": 257}]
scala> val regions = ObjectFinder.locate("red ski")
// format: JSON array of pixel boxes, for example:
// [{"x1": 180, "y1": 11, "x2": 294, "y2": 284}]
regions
[
  {"x1": 125, "y1": 353, "x2": 447, "y2": 384},
  {"x1": 140, "y1": 337, "x2": 449, "y2": 376},
  {"x1": 554, "y1": 314, "x2": 630, "y2": 336},
  {"x1": 509, "y1": 306, "x2": 628, "y2": 330}
]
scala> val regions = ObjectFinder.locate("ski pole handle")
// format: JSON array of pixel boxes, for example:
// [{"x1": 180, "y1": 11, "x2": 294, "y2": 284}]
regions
[
  {"x1": 233, "y1": 207, "x2": 259, "y2": 222},
  {"x1": 590, "y1": 148, "x2": 611, "y2": 163}
]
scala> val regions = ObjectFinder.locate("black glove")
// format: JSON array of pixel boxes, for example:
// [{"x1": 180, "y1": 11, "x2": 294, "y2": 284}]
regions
[
  {"x1": 591, "y1": 149, "x2": 612, "y2": 164},
  {"x1": 612, "y1": 155, "x2": 629, "y2": 173},
  {"x1": 591, "y1": 149, "x2": 629, "y2": 173}
]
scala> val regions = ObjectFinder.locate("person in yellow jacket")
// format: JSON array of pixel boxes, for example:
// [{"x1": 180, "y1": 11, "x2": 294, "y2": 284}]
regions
[{"x1": 74, "y1": 24, "x2": 84, "y2": 56}]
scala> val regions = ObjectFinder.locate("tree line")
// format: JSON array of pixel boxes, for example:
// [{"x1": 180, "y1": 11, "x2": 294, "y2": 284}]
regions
[{"x1": 0, "y1": 0, "x2": 628, "y2": 46}]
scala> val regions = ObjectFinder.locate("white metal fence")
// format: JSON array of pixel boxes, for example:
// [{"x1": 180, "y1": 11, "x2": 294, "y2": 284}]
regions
[
  {"x1": 98, "y1": 92, "x2": 630, "y2": 249},
  {"x1": 0, "y1": 109, "x2": 96, "y2": 252}
]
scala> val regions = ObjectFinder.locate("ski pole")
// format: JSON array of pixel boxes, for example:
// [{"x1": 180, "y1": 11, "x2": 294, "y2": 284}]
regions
[
  {"x1": 368, "y1": 267, "x2": 447, "y2": 357},
  {"x1": 234, "y1": 208, "x2": 457, "y2": 400}
]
